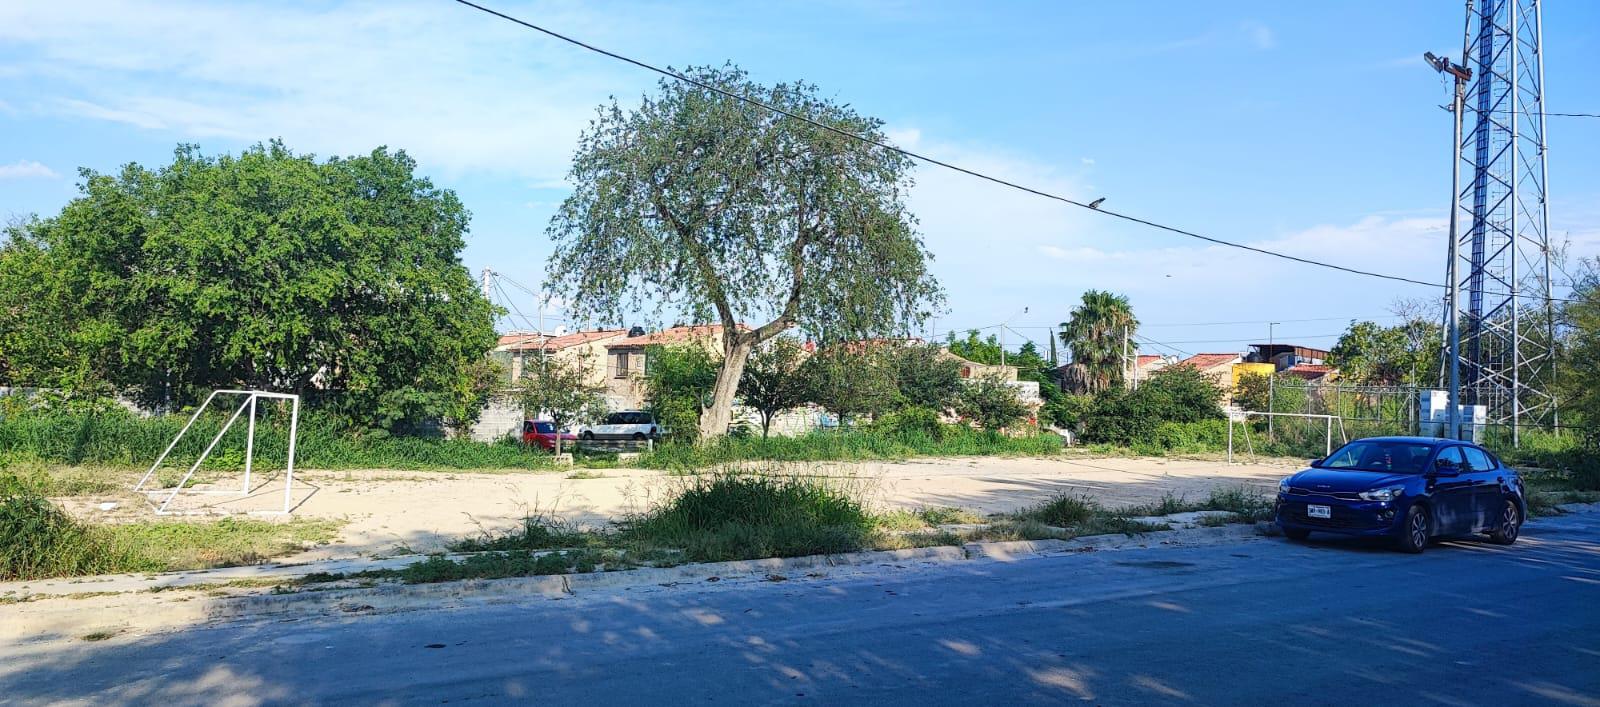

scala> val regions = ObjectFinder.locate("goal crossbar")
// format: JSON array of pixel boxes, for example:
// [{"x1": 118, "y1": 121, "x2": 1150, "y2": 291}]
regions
[
  {"x1": 1226, "y1": 410, "x2": 1347, "y2": 464},
  {"x1": 132, "y1": 390, "x2": 301, "y2": 515}
]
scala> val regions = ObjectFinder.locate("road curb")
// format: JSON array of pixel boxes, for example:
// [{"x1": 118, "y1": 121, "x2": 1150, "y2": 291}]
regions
[{"x1": 0, "y1": 529, "x2": 1245, "y2": 642}]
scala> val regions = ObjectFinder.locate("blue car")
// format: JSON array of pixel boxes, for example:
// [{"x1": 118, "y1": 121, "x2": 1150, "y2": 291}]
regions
[{"x1": 1275, "y1": 436, "x2": 1526, "y2": 553}]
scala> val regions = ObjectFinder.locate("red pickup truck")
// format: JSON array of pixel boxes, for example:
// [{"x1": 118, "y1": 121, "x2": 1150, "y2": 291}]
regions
[{"x1": 521, "y1": 420, "x2": 578, "y2": 452}]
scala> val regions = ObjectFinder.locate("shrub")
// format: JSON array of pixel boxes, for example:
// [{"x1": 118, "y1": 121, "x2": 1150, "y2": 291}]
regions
[
  {"x1": 1082, "y1": 365, "x2": 1222, "y2": 445},
  {"x1": 0, "y1": 488, "x2": 125, "y2": 580},
  {"x1": 625, "y1": 473, "x2": 873, "y2": 562},
  {"x1": 953, "y1": 374, "x2": 1030, "y2": 431},
  {"x1": 1022, "y1": 494, "x2": 1098, "y2": 527},
  {"x1": 873, "y1": 407, "x2": 946, "y2": 440}
]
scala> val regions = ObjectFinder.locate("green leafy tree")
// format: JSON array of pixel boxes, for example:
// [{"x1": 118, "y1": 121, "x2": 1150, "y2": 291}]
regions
[
  {"x1": 737, "y1": 337, "x2": 809, "y2": 438},
  {"x1": 642, "y1": 344, "x2": 721, "y2": 441},
  {"x1": 883, "y1": 343, "x2": 963, "y2": 411},
  {"x1": 1058, "y1": 290, "x2": 1138, "y2": 394},
  {"x1": 801, "y1": 346, "x2": 897, "y2": 427},
  {"x1": 1082, "y1": 364, "x2": 1222, "y2": 445},
  {"x1": 944, "y1": 330, "x2": 1003, "y2": 365},
  {"x1": 0, "y1": 142, "x2": 497, "y2": 432},
  {"x1": 954, "y1": 374, "x2": 1030, "y2": 431},
  {"x1": 545, "y1": 65, "x2": 942, "y2": 441},
  {"x1": 514, "y1": 355, "x2": 607, "y2": 454},
  {"x1": 1561, "y1": 266, "x2": 1600, "y2": 445}
]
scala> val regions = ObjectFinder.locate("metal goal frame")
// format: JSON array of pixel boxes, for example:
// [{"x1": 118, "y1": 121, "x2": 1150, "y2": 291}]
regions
[
  {"x1": 1226, "y1": 410, "x2": 1348, "y2": 464},
  {"x1": 131, "y1": 390, "x2": 301, "y2": 515}
]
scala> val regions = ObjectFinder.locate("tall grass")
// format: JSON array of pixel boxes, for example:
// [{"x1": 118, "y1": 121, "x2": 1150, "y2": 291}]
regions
[
  {"x1": 0, "y1": 480, "x2": 342, "y2": 581},
  {"x1": 0, "y1": 408, "x2": 545, "y2": 470},
  {"x1": 636, "y1": 427, "x2": 1063, "y2": 472}
]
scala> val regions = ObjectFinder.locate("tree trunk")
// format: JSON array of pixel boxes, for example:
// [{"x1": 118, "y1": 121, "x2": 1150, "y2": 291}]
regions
[{"x1": 698, "y1": 339, "x2": 754, "y2": 441}]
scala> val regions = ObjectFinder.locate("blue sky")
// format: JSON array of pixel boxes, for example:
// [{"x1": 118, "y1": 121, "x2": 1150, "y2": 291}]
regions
[{"x1": 2, "y1": 1, "x2": 1597, "y2": 358}]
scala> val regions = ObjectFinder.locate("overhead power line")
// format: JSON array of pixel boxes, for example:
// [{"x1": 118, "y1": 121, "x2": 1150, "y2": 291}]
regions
[
  {"x1": 448, "y1": 0, "x2": 1447, "y2": 290},
  {"x1": 452, "y1": 1, "x2": 1599, "y2": 309}
]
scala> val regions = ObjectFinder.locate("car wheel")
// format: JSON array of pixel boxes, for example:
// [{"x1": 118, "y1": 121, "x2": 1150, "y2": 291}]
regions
[
  {"x1": 632, "y1": 432, "x2": 646, "y2": 441},
  {"x1": 1282, "y1": 527, "x2": 1310, "y2": 542},
  {"x1": 580, "y1": 431, "x2": 594, "y2": 441},
  {"x1": 1488, "y1": 498, "x2": 1521, "y2": 545},
  {"x1": 1396, "y1": 505, "x2": 1428, "y2": 554}
]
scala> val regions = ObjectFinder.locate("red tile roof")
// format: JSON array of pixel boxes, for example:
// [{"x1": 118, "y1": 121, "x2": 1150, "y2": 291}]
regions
[
  {"x1": 1177, "y1": 353, "x2": 1241, "y2": 371},
  {"x1": 1135, "y1": 354, "x2": 1165, "y2": 369},
  {"x1": 606, "y1": 324, "x2": 743, "y2": 349},
  {"x1": 1284, "y1": 364, "x2": 1335, "y2": 380},
  {"x1": 497, "y1": 329, "x2": 627, "y2": 352}
]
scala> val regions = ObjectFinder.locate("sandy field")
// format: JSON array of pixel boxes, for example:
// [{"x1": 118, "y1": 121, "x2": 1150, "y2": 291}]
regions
[{"x1": 60, "y1": 455, "x2": 1301, "y2": 562}]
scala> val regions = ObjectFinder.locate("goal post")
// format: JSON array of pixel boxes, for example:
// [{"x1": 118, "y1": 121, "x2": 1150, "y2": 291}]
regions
[
  {"x1": 132, "y1": 390, "x2": 301, "y2": 515},
  {"x1": 1226, "y1": 410, "x2": 1347, "y2": 464}
]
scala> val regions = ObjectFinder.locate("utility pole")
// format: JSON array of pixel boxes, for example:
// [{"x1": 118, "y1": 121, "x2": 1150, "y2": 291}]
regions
[
  {"x1": 1426, "y1": 45, "x2": 1473, "y2": 441},
  {"x1": 1268, "y1": 322, "x2": 1280, "y2": 441},
  {"x1": 480, "y1": 267, "x2": 494, "y2": 302},
  {"x1": 1122, "y1": 325, "x2": 1131, "y2": 391}
]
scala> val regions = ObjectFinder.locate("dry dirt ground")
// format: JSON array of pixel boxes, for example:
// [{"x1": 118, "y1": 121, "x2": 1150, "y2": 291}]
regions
[{"x1": 60, "y1": 455, "x2": 1301, "y2": 562}]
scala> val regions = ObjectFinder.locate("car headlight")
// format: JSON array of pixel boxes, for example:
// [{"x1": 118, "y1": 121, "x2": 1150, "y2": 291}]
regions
[
  {"x1": 1358, "y1": 486, "x2": 1405, "y2": 502},
  {"x1": 1278, "y1": 479, "x2": 1292, "y2": 495}
]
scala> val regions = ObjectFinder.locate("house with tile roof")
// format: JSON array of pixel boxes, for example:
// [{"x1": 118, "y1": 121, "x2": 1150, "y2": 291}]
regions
[
  {"x1": 602, "y1": 324, "x2": 742, "y2": 410},
  {"x1": 493, "y1": 328, "x2": 630, "y2": 386}
]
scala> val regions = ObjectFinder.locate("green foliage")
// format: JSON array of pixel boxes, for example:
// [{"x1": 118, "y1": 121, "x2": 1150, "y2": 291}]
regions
[
  {"x1": 737, "y1": 337, "x2": 809, "y2": 437},
  {"x1": 1042, "y1": 393, "x2": 1093, "y2": 430},
  {"x1": 882, "y1": 343, "x2": 964, "y2": 411},
  {"x1": 944, "y1": 330, "x2": 1003, "y2": 365},
  {"x1": 513, "y1": 354, "x2": 608, "y2": 452},
  {"x1": 872, "y1": 407, "x2": 946, "y2": 440},
  {"x1": 0, "y1": 407, "x2": 545, "y2": 470},
  {"x1": 627, "y1": 473, "x2": 872, "y2": 562},
  {"x1": 1, "y1": 480, "x2": 340, "y2": 580},
  {"x1": 1023, "y1": 494, "x2": 1098, "y2": 527},
  {"x1": 1329, "y1": 318, "x2": 1442, "y2": 386},
  {"x1": 1561, "y1": 266, "x2": 1600, "y2": 448},
  {"x1": 637, "y1": 426, "x2": 1061, "y2": 471},
  {"x1": 545, "y1": 64, "x2": 942, "y2": 438},
  {"x1": 1081, "y1": 364, "x2": 1223, "y2": 445},
  {"x1": 1058, "y1": 290, "x2": 1138, "y2": 394},
  {"x1": 800, "y1": 345, "x2": 897, "y2": 425},
  {"x1": 0, "y1": 142, "x2": 497, "y2": 432},
  {"x1": 953, "y1": 374, "x2": 1030, "y2": 431},
  {"x1": 643, "y1": 344, "x2": 721, "y2": 441}
]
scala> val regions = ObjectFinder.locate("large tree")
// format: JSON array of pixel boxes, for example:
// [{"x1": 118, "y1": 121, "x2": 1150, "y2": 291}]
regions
[
  {"x1": 546, "y1": 65, "x2": 942, "y2": 440},
  {"x1": 1058, "y1": 290, "x2": 1138, "y2": 394},
  {"x1": 0, "y1": 142, "x2": 497, "y2": 431}
]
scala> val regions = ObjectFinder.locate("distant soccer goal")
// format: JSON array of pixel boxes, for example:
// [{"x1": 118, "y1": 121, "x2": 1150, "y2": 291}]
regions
[
  {"x1": 132, "y1": 390, "x2": 301, "y2": 515},
  {"x1": 1226, "y1": 410, "x2": 1347, "y2": 464}
]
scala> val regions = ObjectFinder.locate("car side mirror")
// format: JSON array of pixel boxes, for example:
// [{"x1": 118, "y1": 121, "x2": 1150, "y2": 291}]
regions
[
  {"x1": 1431, "y1": 462, "x2": 1461, "y2": 477},
  {"x1": 1307, "y1": 458, "x2": 1323, "y2": 469}
]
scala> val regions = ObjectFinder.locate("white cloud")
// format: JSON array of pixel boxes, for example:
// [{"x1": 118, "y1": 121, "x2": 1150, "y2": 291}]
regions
[
  {"x1": 0, "y1": 159, "x2": 58, "y2": 179},
  {"x1": 0, "y1": 0, "x2": 666, "y2": 178}
]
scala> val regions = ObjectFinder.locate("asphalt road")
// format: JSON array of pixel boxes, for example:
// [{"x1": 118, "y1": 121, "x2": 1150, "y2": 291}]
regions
[{"x1": 4, "y1": 514, "x2": 1597, "y2": 706}]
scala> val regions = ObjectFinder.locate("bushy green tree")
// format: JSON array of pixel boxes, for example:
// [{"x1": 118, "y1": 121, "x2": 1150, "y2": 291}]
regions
[
  {"x1": 514, "y1": 355, "x2": 607, "y2": 454},
  {"x1": 1561, "y1": 265, "x2": 1600, "y2": 445},
  {"x1": 546, "y1": 64, "x2": 943, "y2": 441},
  {"x1": 883, "y1": 343, "x2": 963, "y2": 410},
  {"x1": 954, "y1": 374, "x2": 1030, "y2": 431},
  {"x1": 1082, "y1": 364, "x2": 1223, "y2": 445},
  {"x1": 801, "y1": 346, "x2": 897, "y2": 426},
  {"x1": 737, "y1": 337, "x2": 809, "y2": 437},
  {"x1": 642, "y1": 344, "x2": 721, "y2": 441},
  {"x1": 0, "y1": 142, "x2": 497, "y2": 432}
]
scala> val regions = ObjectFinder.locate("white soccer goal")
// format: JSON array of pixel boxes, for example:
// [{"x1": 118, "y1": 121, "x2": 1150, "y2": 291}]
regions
[
  {"x1": 132, "y1": 390, "x2": 301, "y2": 515},
  {"x1": 1226, "y1": 410, "x2": 1347, "y2": 464}
]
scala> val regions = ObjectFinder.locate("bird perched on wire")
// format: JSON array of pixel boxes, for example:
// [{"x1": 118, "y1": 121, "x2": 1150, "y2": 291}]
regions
[{"x1": 1088, "y1": 197, "x2": 1106, "y2": 209}]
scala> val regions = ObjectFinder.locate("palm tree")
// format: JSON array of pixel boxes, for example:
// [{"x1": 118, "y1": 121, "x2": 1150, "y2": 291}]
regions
[{"x1": 1058, "y1": 290, "x2": 1138, "y2": 394}]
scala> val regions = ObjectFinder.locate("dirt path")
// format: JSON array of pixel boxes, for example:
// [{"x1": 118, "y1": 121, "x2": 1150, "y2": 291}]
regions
[{"x1": 61, "y1": 455, "x2": 1300, "y2": 561}]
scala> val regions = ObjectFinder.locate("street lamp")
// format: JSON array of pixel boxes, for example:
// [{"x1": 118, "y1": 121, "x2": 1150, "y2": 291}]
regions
[
  {"x1": 1426, "y1": 49, "x2": 1472, "y2": 441},
  {"x1": 999, "y1": 306, "x2": 1028, "y2": 368}
]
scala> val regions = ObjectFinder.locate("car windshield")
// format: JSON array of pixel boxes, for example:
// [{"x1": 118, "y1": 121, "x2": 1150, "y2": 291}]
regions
[
  {"x1": 534, "y1": 422, "x2": 555, "y2": 433},
  {"x1": 1322, "y1": 441, "x2": 1434, "y2": 474}
]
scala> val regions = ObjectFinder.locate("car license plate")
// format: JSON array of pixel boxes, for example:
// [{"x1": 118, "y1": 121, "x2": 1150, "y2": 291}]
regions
[{"x1": 1307, "y1": 504, "x2": 1331, "y2": 519}]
